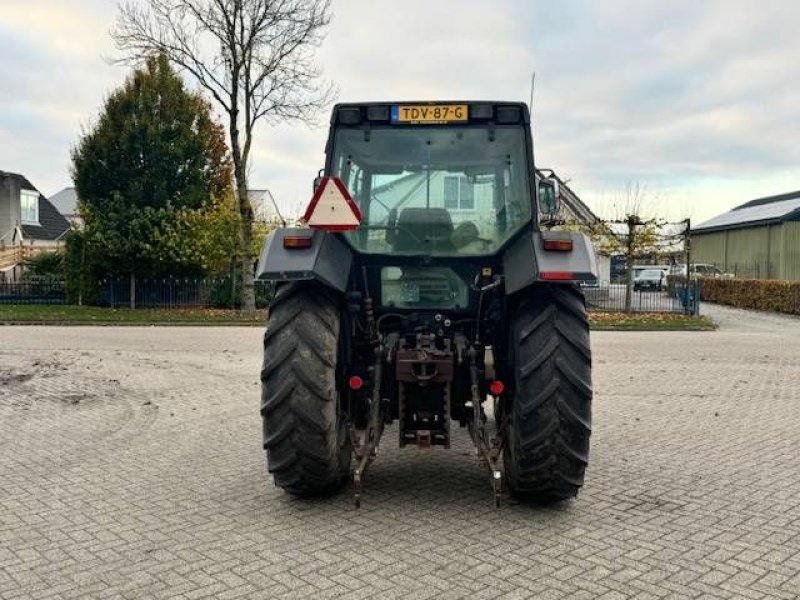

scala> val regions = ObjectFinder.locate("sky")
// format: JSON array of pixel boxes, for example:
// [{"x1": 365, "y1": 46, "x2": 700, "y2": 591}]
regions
[{"x1": 1, "y1": 0, "x2": 799, "y2": 225}]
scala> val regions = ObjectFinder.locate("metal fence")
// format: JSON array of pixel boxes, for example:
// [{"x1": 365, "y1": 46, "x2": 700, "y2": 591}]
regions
[
  {"x1": 101, "y1": 277, "x2": 274, "y2": 308},
  {"x1": 0, "y1": 281, "x2": 67, "y2": 305},
  {"x1": 0, "y1": 277, "x2": 274, "y2": 308},
  {"x1": 582, "y1": 281, "x2": 700, "y2": 315},
  {"x1": 686, "y1": 261, "x2": 781, "y2": 280},
  {"x1": 0, "y1": 277, "x2": 698, "y2": 314}
]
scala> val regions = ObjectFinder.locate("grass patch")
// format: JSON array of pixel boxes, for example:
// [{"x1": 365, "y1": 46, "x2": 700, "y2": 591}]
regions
[
  {"x1": 589, "y1": 312, "x2": 716, "y2": 331},
  {"x1": 0, "y1": 305, "x2": 267, "y2": 325},
  {"x1": 0, "y1": 305, "x2": 715, "y2": 331}
]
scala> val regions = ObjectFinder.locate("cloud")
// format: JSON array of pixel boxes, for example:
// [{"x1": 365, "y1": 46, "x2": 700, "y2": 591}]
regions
[
  {"x1": 0, "y1": 0, "x2": 798, "y2": 224},
  {"x1": 0, "y1": 1, "x2": 124, "y2": 194},
  {"x1": 524, "y1": 0, "x2": 800, "y2": 220}
]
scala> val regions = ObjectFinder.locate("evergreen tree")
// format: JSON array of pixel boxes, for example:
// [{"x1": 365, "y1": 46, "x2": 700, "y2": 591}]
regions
[{"x1": 71, "y1": 54, "x2": 233, "y2": 304}]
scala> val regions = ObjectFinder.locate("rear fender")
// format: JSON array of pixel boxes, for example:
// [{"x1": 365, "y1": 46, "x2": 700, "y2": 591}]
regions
[
  {"x1": 255, "y1": 228, "x2": 352, "y2": 293},
  {"x1": 503, "y1": 232, "x2": 598, "y2": 295}
]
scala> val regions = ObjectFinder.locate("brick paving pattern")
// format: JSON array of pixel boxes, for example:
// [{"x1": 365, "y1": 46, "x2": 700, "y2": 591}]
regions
[{"x1": 1, "y1": 303, "x2": 799, "y2": 599}]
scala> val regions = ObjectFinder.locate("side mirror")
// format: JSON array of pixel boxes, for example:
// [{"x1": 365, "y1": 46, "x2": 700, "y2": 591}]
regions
[
  {"x1": 312, "y1": 169, "x2": 324, "y2": 192},
  {"x1": 538, "y1": 178, "x2": 561, "y2": 220}
]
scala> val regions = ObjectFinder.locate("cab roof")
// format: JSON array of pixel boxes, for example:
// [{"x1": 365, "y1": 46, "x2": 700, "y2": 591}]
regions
[{"x1": 330, "y1": 101, "x2": 531, "y2": 126}]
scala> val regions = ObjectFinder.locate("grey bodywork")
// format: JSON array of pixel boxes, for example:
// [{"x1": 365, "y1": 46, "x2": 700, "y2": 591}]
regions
[
  {"x1": 256, "y1": 228, "x2": 352, "y2": 292},
  {"x1": 503, "y1": 231, "x2": 598, "y2": 295},
  {"x1": 256, "y1": 228, "x2": 598, "y2": 295}
]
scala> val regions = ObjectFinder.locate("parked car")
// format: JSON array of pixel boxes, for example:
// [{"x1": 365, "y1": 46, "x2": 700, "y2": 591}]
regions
[
  {"x1": 670, "y1": 263, "x2": 733, "y2": 278},
  {"x1": 632, "y1": 265, "x2": 669, "y2": 284},
  {"x1": 634, "y1": 269, "x2": 665, "y2": 291}
]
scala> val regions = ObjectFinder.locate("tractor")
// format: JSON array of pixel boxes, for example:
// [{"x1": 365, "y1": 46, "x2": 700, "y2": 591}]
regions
[{"x1": 256, "y1": 102, "x2": 598, "y2": 506}]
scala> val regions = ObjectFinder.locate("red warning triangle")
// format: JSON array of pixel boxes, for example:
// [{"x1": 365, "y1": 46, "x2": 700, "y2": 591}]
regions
[{"x1": 303, "y1": 177, "x2": 362, "y2": 231}]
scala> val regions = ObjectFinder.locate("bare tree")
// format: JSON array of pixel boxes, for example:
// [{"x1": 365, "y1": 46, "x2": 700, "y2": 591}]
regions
[
  {"x1": 593, "y1": 183, "x2": 662, "y2": 312},
  {"x1": 114, "y1": 0, "x2": 334, "y2": 312}
]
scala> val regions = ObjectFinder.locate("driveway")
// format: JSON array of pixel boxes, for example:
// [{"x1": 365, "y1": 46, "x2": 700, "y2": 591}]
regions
[{"x1": 1, "y1": 311, "x2": 799, "y2": 599}]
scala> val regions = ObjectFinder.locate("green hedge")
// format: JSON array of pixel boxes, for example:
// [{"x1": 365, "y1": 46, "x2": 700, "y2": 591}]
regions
[{"x1": 698, "y1": 277, "x2": 800, "y2": 315}]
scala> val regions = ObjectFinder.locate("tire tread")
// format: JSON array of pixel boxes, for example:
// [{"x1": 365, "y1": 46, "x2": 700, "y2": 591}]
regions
[
  {"x1": 506, "y1": 283, "x2": 592, "y2": 503},
  {"x1": 260, "y1": 282, "x2": 350, "y2": 495}
]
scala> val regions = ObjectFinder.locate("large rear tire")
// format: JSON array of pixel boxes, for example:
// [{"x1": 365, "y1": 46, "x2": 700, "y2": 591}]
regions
[
  {"x1": 504, "y1": 283, "x2": 592, "y2": 502},
  {"x1": 260, "y1": 282, "x2": 351, "y2": 495}
]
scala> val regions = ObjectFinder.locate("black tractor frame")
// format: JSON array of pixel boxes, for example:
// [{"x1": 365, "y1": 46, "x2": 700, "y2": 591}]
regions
[{"x1": 257, "y1": 101, "x2": 598, "y2": 506}]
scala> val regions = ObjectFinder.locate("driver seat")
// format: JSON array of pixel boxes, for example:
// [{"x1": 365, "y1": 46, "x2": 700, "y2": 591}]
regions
[{"x1": 393, "y1": 207, "x2": 455, "y2": 253}]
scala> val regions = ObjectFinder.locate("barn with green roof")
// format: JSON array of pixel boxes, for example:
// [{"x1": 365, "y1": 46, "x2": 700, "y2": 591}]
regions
[{"x1": 691, "y1": 191, "x2": 800, "y2": 280}]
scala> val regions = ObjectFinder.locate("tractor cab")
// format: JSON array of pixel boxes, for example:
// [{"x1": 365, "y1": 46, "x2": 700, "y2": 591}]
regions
[{"x1": 327, "y1": 102, "x2": 537, "y2": 258}]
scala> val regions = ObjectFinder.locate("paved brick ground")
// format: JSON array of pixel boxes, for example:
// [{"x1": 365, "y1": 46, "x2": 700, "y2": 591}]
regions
[{"x1": 1, "y1": 304, "x2": 799, "y2": 599}]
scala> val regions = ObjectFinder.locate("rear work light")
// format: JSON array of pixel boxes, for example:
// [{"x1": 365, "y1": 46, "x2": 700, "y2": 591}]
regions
[
  {"x1": 469, "y1": 103, "x2": 493, "y2": 120},
  {"x1": 337, "y1": 107, "x2": 361, "y2": 125},
  {"x1": 366, "y1": 105, "x2": 390, "y2": 121},
  {"x1": 496, "y1": 105, "x2": 522, "y2": 124},
  {"x1": 283, "y1": 235, "x2": 313, "y2": 249},
  {"x1": 542, "y1": 238, "x2": 574, "y2": 252}
]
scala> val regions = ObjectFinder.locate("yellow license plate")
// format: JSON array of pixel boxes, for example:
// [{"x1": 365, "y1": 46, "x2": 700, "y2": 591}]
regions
[{"x1": 391, "y1": 104, "x2": 468, "y2": 124}]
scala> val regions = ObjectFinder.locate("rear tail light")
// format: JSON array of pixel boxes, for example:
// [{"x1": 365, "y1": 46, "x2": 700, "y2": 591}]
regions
[
  {"x1": 540, "y1": 271, "x2": 576, "y2": 281},
  {"x1": 283, "y1": 235, "x2": 313, "y2": 249},
  {"x1": 542, "y1": 238, "x2": 574, "y2": 252},
  {"x1": 489, "y1": 380, "x2": 505, "y2": 396}
]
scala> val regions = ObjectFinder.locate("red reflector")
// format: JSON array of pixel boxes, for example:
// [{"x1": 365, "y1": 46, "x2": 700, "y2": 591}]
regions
[
  {"x1": 303, "y1": 176, "x2": 362, "y2": 230},
  {"x1": 540, "y1": 271, "x2": 576, "y2": 281},
  {"x1": 348, "y1": 375, "x2": 364, "y2": 390},
  {"x1": 543, "y1": 239, "x2": 573, "y2": 251},
  {"x1": 489, "y1": 380, "x2": 505, "y2": 396},
  {"x1": 283, "y1": 236, "x2": 313, "y2": 249}
]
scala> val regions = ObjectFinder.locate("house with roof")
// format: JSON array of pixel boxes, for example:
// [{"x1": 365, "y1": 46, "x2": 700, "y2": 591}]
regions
[
  {"x1": 0, "y1": 171, "x2": 71, "y2": 281},
  {"x1": 249, "y1": 189, "x2": 286, "y2": 225},
  {"x1": 691, "y1": 190, "x2": 800, "y2": 280},
  {"x1": 49, "y1": 187, "x2": 82, "y2": 227}
]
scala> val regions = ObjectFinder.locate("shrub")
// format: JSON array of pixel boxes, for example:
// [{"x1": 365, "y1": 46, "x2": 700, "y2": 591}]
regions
[
  {"x1": 64, "y1": 230, "x2": 103, "y2": 305},
  {"x1": 22, "y1": 252, "x2": 65, "y2": 282},
  {"x1": 697, "y1": 277, "x2": 800, "y2": 315}
]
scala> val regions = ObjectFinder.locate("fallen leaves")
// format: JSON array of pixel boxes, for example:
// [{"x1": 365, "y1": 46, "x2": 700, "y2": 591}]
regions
[{"x1": 589, "y1": 312, "x2": 716, "y2": 330}]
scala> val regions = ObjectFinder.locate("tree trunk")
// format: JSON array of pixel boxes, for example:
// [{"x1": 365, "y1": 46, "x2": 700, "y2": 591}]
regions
[
  {"x1": 237, "y1": 176, "x2": 256, "y2": 313},
  {"x1": 684, "y1": 218, "x2": 691, "y2": 279},
  {"x1": 78, "y1": 236, "x2": 85, "y2": 306},
  {"x1": 624, "y1": 215, "x2": 636, "y2": 313},
  {"x1": 624, "y1": 260, "x2": 634, "y2": 313},
  {"x1": 130, "y1": 272, "x2": 136, "y2": 309},
  {"x1": 227, "y1": 94, "x2": 256, "y2": 314}
]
